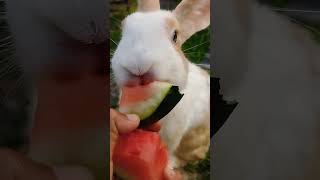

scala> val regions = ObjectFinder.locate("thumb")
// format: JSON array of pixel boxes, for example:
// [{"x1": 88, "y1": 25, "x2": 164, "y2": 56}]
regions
[
  {"x1": 109, "y1": 109, "x2": 140, "y2": 180},
  {"x1": 110, "y1": 109, "x2": 140, "y2": 134},
  {"x1": 116, "y1": 114, "x2": 140, "y2": 134}
]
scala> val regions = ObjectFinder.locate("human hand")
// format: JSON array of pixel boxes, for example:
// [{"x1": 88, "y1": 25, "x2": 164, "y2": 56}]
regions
[
  {"x1": 110, "y1": 108, "x2": 140, "y2": 180},
  {"x1": 109, "y1": 108, "x2": 181, "y2": 180}
]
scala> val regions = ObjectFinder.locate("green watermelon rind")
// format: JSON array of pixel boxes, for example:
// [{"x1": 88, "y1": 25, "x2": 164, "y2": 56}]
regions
[
  {"x1": 140, "y1": 86, "x2": 183, "y2": 127},
  {"x1": 119, "y1": 83, "x2": 172, "y2": 120},
  {"x1": 118, "y1": 82, "x2": 184, "y2": 127}
]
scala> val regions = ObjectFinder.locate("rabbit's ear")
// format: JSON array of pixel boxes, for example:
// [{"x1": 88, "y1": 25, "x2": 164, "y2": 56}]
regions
[
  {"x1": 173, "y1": 0, "x2": 210, "y2": 43},
  {"x1": 137, "y1": 0, "x2": 160, "y2": 12}
]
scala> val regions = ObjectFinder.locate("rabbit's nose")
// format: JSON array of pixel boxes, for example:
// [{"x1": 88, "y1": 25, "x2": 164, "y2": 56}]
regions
[{"x1": 126, "y1": 73, "x2": 154, "y2": 87}]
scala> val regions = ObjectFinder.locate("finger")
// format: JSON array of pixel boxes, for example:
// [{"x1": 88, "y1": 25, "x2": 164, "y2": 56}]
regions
[
  {"x1": 110, "y1": 161, "x2": 113, "y2": 180},
  {"x1": 110, "y1": 109, "x2": 139, "y2": 152},
  {"x1": 115, "y1": 113, "x2": 140, "y2": 134},
  {"x1": 109, "y1": 109, "x2": 140, "y2": 180},
  {"x1": 110, "y1": 109, "x2": 140, "y2": 134},
  {"x1": 110, "y1": 109, "x2": 120, "y2": 157},
  {"x1": 143, "y1": 122, "x2": 162, "y2": 132},
  {"x1": 110, "y1": 108, "x2": 119, "y2": 135}
]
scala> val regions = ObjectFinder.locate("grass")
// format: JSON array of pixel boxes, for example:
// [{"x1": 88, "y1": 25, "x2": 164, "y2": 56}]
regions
[
  {"x1": 182, "y1": 28, "x2": 210, "y2": 64},
  {"x1": 184, "y1": 151, "x2": 211, "y2": 180}
]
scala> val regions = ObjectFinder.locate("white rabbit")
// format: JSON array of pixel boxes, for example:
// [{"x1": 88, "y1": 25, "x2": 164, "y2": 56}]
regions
[
  {"x1": 5, "y1": 0, "x2": 107, "y2": 179},
  {"x1": 111, "y1": 0, "x2": 211, "y2": 173},
  {"x1": 213, "y1": 0, "x2": 320, "y2": 180}
]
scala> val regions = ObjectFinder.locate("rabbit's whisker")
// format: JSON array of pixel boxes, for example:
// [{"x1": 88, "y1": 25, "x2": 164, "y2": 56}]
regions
[
  {"x1": 184, "y1": 51, "x2": 203, "y2": 55},
  {"x1": 111, "y1": 17, "x2": 122, "y2": 28},
  {"x1": 183, "y1": 41, "x2": 209, "y2": 52},
  {"x1": 110, "y1": 38, "x2": 118, "y2": 46}
]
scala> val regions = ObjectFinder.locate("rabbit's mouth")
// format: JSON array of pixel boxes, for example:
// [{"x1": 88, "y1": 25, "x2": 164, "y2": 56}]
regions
[{"x1": 125, "y1": 73, "x2": 155, "y2": 87}]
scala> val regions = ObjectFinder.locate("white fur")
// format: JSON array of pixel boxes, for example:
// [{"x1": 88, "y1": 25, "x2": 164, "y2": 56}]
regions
[
  {"x1": 160, "y1": 63, "x2": 210, "y2": 168},
  {"x1": 111, "y1": 4, "x2": 210, "y2": 170},
  {"x1": 213, "y1": 1, "x2": 320, "y2": 179},
  {"x1": 112, "y1": 11, "x2": 188, "y2": 90}
]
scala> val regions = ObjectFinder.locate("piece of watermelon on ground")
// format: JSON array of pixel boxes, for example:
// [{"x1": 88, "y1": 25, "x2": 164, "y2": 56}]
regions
[{"x1": 113, "y1": 129, "x2": 169, "y2": 180}]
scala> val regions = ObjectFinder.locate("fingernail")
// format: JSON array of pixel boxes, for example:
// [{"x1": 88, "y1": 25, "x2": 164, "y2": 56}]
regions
[{"x1": 126, "y1": 114, "x2": 139, "y2": 121}]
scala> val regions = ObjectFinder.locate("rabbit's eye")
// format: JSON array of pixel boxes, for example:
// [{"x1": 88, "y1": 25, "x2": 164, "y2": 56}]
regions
[{"x1": 172, "y1": 30, "x2": 178, "y2": 43}]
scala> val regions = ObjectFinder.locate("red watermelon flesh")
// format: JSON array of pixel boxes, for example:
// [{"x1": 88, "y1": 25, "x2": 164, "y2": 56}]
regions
[
  {"x1": 118, "y1": 81, "x2": 184, "y2": 128},
  {"x1": 119, "y1": 85, "x2": 153, "y2": 105},
  {"x1": 113, "y1": 129, "x2": 169, "y2": 180}
]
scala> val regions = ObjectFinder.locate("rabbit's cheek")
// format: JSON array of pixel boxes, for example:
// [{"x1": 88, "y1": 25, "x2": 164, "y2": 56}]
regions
[{"x1": 175, "y1": 48, "x2": 189, "y2": 73}]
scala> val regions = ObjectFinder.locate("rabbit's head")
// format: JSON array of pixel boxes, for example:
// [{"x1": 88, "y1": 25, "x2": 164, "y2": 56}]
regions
[{"x1": 111, "y1": 0, "x2": 210, "y2": 90}]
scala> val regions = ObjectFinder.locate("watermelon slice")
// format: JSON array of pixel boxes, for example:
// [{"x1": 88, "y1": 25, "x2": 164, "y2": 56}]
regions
[
  {"x1": 118, "y1": 82, "x2": 183, "y2": 127},
  {"x1": 113, "y1": 129, "x2": 169, "y2": 180}
]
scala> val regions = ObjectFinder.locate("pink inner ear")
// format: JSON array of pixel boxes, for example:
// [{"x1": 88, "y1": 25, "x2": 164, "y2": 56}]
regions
[
  {"x1": 137, "y1": 0, "x2": 160, "y2": 12},
  {"x1": 173, "y1": 0, "x2": 210, "y2": 42}
]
